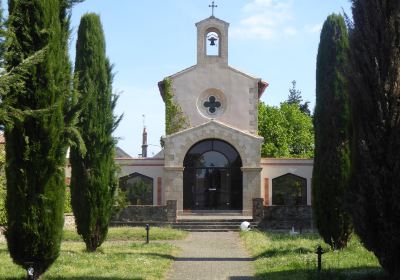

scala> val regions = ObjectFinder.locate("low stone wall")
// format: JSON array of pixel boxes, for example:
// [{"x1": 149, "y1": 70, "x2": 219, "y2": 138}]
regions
[
  {"x1": 112, "y1": 200, "x2": 177, "y2": 223},
  {"x1": 259, "y1": 206, "x2": 314, "y2": 231},
  {"x1": 253, "y1": 198, "x2": 314, "y2": 231}
]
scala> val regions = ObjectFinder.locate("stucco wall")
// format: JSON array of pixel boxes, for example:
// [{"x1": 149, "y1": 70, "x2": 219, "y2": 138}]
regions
[
  {"x1": 117, "y1": 158, "x2": 164, "y2": 206},
  {"x1": 260, "y1": 158, "x2": 314, "y2": 206}
]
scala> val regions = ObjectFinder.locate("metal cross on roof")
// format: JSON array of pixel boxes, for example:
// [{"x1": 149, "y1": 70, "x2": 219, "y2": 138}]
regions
[{"x1": 209, "y1": 1, "x2": 218, "y2": 17}]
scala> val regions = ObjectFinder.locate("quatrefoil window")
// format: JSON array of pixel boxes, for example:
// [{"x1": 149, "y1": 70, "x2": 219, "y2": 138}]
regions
[{"x1": 203, "y1": 96, "x2": 221, "y2": 114}]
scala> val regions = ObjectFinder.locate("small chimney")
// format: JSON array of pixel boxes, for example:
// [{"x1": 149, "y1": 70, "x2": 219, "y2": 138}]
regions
[{"x1": 141, "y1": 127, "x2": 148, "y2": 158}]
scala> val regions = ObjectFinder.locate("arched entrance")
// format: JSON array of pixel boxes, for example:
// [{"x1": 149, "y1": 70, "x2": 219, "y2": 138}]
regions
[{"x1": 183, "y1": 139, "x2": 243, "y2": 210}]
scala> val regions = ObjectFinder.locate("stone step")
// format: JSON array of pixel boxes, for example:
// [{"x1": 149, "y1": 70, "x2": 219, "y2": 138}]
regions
[
  {"x1": 178, "y1": 215, "x2": 253, "y2": 220},
  {"x1": 174, "y1": 224, "x2": 240, "y2": 228},
  {"x1": 173, "y1": 218, "x2": 258, "y2": 232},
  {"x1": 179, "y1": 211, "x2": 244, "y2": 216},
  {"x1": 177, "y1": 219, "x2": 253, "y2": 224},
  {"x1": 174, "y1": 222, "x2": 257, "y2": 226},
  {"x1": 183, "y1": 228, "x2": 240, "y2": 232},
  {"x1": 111, "y1": 219, "x2": 258, "y2": 232}
]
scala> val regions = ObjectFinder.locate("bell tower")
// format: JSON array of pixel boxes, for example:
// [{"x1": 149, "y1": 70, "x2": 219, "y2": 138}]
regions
[{"x1": 196, "y1": 15, "x2": 229, "y2": 66}]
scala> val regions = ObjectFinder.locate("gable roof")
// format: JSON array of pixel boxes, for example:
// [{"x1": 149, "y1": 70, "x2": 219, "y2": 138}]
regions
[
  {"x1": 158, "y1": 65, "x2": 268, "y2": 101},
  {"x1": 115, "y1": 147, "x2": 132, "y2": 158},
  {"x1": 164, "y1": 118, "x2": 263, "y2": 142},
  {"x1": 195, "y1": 16, "x2": 230, "y2": 27}
]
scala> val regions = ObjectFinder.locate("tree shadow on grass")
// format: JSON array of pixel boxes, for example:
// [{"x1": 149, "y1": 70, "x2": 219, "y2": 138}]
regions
[
  {"x1": 110, "y1": 251, "x2": 175, "y2": 260},
  {"x1": 255, "y1": 246, "x2": 314, "y2": 258},
  {"x1": 45, "y1": 276, "x2": 144, "y2": 280},
  {"x1": 256, "y1": 267, "x2": 387, "y2": 280}
]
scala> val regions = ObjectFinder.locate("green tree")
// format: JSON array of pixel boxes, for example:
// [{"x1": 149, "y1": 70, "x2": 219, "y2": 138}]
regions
[
  {"x1": 0, "y1": 0, "x2": 5, "y2": 67},
  {"x1": 347, "y1": 0, "x2": 400, "y2": 277},
  {"x1": 258, "y1": 102, "x2": 314, "y2": 158},
  {"x1": 313, "y1": 14, "x2": 352, "y2": 250},
  {"x1": 0, "y1": 142, "x2": 5, "y2": 225},
  {"x1": 286, "y1": 80, "x2": 311, "y2": 116},
  {"x1": 70, "y1": 13, "x2": 119, "y2": 252},
  {"x1": 258, "y1": 102, "x2": 290, "y2": 157},
  {"x1": 0, "y1": 2, "x2": 5, "y2": 226},
  {"x1": 3, "y1": 0, "x2": 81, "y2": 277}
]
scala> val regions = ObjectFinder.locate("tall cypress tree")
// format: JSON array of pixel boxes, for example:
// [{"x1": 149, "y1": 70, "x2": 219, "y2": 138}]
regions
[
  {"x1": 70, "y1": 13, "x2": 119, "y2": 252},
  {"x1": 348, "y1": 0, "x2": 400, "y2": 277},
  {"x1": 0, "y1": 0, "x2": 5, "y2": 67},
  {"x1": 313, "y1": 14, "x2": 352, "y2": 250},
  {"x1": 4, "y1": 0, "x2": 77, "y2": 277}
]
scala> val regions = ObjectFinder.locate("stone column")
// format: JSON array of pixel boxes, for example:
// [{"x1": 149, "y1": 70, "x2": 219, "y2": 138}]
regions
[
  {"x1": 166, "y1": 200, "x2": 177, "y2": 223},
  {"x1": 163, "y1": 167, "x2": 184, "y2": 212},
  {"x1": 242, "y1": 167, "x2": 262, "y2": 216},
  {"x1": 252, "y1": 198, "x2": 264, "y2": 223}
]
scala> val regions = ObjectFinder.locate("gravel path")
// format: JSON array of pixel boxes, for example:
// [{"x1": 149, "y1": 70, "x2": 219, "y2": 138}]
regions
[{"x1": 166, "y1": 232, "x2": 255, "y2": 280}]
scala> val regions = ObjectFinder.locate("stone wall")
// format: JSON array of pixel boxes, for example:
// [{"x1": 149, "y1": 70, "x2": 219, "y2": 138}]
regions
[
  {"x1": 253, "y1": 199, "x2": 314, "y2": 231},
  {"x1": 112, "y1": 200, "x2": 177, "y2": 223},
  {"x1": 258, "y1": 206, "x2": 314, "y2": 231}
]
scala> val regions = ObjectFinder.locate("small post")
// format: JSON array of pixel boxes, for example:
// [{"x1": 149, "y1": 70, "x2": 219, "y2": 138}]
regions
[
  {"x1": 315, "y1": 245, "x2": 325, "y2": 272},
  {"x1": 145, "y1": 224, "x2": 150, "y2": 244}
]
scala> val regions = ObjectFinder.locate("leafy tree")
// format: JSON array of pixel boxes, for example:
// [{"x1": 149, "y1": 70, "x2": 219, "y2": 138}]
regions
[
  {"x1": 3, "y1": 0, "x2": 82, "y2": 278},
  {"x1": 258, "y1": 102, "x2": 290, "y2": 157},
  {"x1": 313, "y1": 14, "x2": 352, "y2": 250},
  {"x1": 258, "y1": 102, "x2": 314, "y2": 158},
  {"x1": 347, "y1": 0, "x2": 400, "y2": 277},
  {"x1": 286, "y1": 80, "x2": 311, "y2": 116},
  {"x1": 70, "y1": 13, "x2": 119, "y2": 252}
]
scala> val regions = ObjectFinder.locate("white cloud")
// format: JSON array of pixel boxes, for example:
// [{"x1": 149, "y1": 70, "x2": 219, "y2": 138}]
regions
[
  {"x1": 231, "y1": 0, "x2": 294, "y2": 40},
  {"x1": 240, "y1": 15, "x2": 276, "y2": 27},
  {"x1": 305, "y1": 23, "x2": 323, "y2": 34}
]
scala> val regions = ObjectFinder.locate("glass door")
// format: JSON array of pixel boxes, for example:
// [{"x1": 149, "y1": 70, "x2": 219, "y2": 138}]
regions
[{"x1": 194, "y1": 167, "x2": 231, "y2": 210}]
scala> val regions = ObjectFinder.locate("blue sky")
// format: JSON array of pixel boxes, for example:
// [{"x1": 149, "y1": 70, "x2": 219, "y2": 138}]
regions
[{"x1": 4, "y1": 0, "x2": 353, "y2": 157}]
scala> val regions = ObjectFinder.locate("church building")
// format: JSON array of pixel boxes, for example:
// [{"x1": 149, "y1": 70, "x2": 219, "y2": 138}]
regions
[{"x1": 115, "y1": 14, "x2": 313, "y2": 217}]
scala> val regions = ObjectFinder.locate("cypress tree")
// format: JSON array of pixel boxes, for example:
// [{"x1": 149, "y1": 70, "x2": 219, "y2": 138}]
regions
[
  {"x1": 313, "y1": 14, "x2": 352, "y2": 250},
  {"x1": 70, "y1": 13, "x2": 119, "y2": 252},
  {"x1": 0, "y1": 0, "x2": 5, "y2": 66},
  {"x1": 4, "y1": 0, "x2": 77, "y2": 277},
  {"x1": 348, "y1": 0, "x2": 400, "y2": 277}
]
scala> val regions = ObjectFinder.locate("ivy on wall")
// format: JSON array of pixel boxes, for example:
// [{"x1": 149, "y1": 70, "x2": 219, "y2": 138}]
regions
[{"x1": 163, "y1": 78, "x2": 190, "y2": 135}]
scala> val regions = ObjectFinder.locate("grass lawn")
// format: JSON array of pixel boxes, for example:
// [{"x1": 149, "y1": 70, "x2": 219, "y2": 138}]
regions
[
  {"x1": 0, "y1": 227, "x2": 187, "y2": 279},
  {"x1": 63, "y1": 226, "x2": 188, "y2": 242},
  {"x1": 241, "y1": 231, "x2": 387, "y2": 280}
]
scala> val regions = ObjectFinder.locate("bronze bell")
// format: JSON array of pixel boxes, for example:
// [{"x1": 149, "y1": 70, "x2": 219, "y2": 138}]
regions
[{"x1": 208, "y1": 36, "x2": 217, "y2": 46}]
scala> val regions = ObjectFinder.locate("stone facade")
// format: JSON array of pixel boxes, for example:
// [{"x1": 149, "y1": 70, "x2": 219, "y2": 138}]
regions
[{"x1": 163, "y1": 120, "x2": 263, "y2": 214}]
